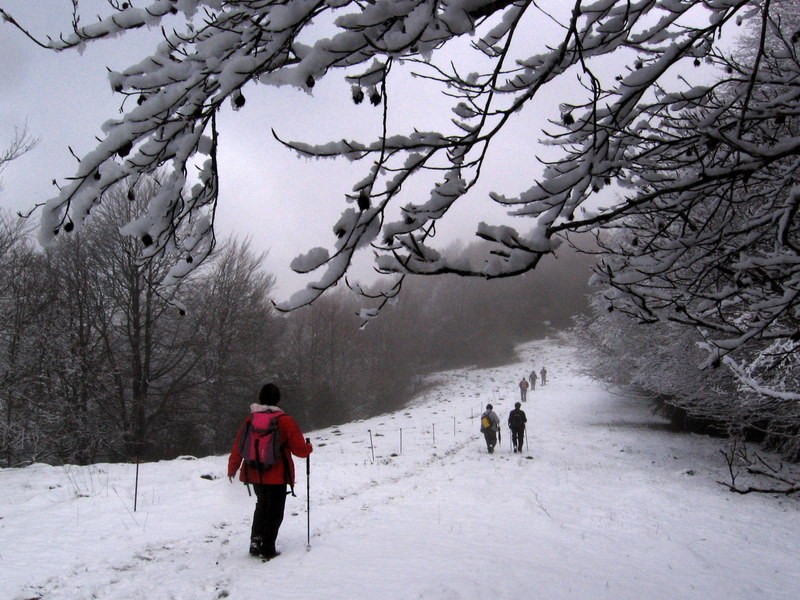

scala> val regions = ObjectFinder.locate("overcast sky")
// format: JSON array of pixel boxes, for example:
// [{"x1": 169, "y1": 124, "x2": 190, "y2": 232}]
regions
[{"x1": 1, "y1": 1, "x2": 596, "y2": 301}]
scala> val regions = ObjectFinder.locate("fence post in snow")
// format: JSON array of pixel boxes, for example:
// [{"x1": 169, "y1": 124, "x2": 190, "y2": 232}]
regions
[
  {"x1": 133, "y1": 455, "x2": 140, "y2": 512},
  {"x1": 453, "y1": 416, "x2": 456, "y2": 436},
  {"x1": 399, "y1": 428, "x2": 403, "y2": 455},
  {"x1": 368, "y1": 429, "x2": 375, "y2": 463},
  {"x1": 432, "y1": 423, "x2": 436, "y2": 447}
]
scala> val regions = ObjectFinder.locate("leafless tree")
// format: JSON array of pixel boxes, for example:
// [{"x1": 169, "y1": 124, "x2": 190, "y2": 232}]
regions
[
  {"x1": 185, "y1": 237, "x2": 279, "y2": 451},
  {"x1": 0, "y1": 211, "x2": 41, "y2": 465},
  {"x1": 0, "y1": 124, "x2": 37, "y2": 193}
]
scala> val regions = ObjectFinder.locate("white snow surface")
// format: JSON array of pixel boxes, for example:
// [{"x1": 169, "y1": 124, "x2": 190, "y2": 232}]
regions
[{"x1": 2, "y1": 339, "x2": 799, "y2": 599}]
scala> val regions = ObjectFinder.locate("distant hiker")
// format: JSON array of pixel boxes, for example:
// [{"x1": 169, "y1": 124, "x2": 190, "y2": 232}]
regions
[
  {"x1": 508, "y1": 402, "x2": 527, "y2": 453},
  {"x1": 519, "y1": 377, "x2": 529, "y2": 402},
  {"x1": 529, "y1": 369, "x2": 537, "y2": 391},
  {"x1": 480, "y1": 403, "x2": 501, "y2": 454},
  {"x1": 228, "y1": 383, "x2": 313, "y2": 560},
  {"x1": 540, "y1": 366, "x2": 547, "y2": 386}
]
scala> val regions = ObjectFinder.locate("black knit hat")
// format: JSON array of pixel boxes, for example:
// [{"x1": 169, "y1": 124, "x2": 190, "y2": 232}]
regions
[
  {"x1": 486, "y1": 403, "x2": 493, "y2": 410},
  {"x1": 259, "y1": 383, "x2": 281, "y2": 405}
]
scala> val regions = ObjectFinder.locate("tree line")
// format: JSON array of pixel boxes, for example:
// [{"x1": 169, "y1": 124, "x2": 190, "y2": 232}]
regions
[{"x1": 0, "y1": 180, "x2": 593, "y2": 467}]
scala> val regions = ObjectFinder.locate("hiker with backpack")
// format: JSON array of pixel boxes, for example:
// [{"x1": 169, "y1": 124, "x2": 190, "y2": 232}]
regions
[
  {"x1": 479, "y1": 404, "x2": 501, "y2": 454},
  {"x1": 529, "y1": 369, "x2": 537, "y2": 391},
  {"x1": 540, "y1": 366, "x2": 548, "y2": 386},
  {"x1": 228, "y1": 383, "x2": 313, "y2": 560},
  {"x1": 508, "y1": 402, "x2": 527, "y2": 453}
]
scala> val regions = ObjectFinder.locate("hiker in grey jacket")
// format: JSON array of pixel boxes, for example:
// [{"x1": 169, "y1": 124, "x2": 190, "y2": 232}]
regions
[
  {"x1": 519, "y1": 377, "x2": 529, "y2": 402},
  {"x1": 480, "y1": 404, "x2": 501, "y2": 454}
]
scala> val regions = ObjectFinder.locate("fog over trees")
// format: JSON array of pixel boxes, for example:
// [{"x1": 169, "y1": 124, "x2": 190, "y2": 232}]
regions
[{"x1": 0, "y1": 181, "x2": 592, "y2": 465}]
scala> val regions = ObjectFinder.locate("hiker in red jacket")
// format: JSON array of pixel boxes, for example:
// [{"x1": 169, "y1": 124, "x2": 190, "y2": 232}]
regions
[{"x1": 228, "y1": 383, "x2": 313, "y2": 559}]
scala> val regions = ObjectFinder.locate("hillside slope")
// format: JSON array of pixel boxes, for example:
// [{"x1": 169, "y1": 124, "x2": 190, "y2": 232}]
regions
[{"x1": 2, "y1": 338, "x2": 799, "y2": 600}]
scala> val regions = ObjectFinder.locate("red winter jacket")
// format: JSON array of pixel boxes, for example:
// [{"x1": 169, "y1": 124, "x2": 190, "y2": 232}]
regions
[{"x1": 227, "y1": 404, "x2": 313, "y2": 486}]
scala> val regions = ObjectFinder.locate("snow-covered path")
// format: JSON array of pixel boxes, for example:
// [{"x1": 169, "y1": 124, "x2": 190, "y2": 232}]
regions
[{"x1": 2, "y1": 339, "x2": 798, "y2": 599}]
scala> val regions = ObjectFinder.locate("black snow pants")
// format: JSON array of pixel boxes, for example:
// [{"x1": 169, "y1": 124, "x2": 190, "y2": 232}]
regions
[
  {"x1": 483, "y1": 429, "x2": 497, "y2": 453},
  {"x1": 251, "y1": 483, "x2": 288, "y2": 553},
  {"x1": 511, "y1": 427, "x2": 525, "y2": 452}
]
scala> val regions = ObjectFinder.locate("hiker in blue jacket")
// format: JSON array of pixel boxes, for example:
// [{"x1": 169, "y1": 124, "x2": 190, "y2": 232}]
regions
[{"x1": 480, "y1": 404, "x2": 501, "y2": 454}]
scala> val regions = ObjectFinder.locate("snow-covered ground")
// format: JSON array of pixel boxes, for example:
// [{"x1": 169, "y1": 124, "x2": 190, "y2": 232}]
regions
[{"x1": 2, "y1": 338, "x2": 798, "y2": 600}]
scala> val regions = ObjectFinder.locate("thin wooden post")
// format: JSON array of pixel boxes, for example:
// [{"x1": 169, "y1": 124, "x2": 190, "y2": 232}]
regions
[{"x1": 368, "y1": 429, "x2": 375, "y2": 463}]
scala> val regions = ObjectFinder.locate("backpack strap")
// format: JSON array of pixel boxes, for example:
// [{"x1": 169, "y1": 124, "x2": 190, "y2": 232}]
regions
[
  {"x1": 264, "y1": 413, "x2": 295, "y2": 495},
  {"x1": 273, "y1": 414, "x2": 297, "y2": 496}
]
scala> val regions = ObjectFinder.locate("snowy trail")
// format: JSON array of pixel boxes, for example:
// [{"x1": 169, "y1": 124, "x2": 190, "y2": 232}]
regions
[{"x1": 2, "y1": 338, "x2": 799, "y2": 600}]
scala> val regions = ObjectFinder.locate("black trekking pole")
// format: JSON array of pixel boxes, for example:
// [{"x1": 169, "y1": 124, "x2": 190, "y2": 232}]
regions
[
  {"x1": 306, "y1": 437, "x2": 311, "y2": 551},
  {"x1": 368, "y1": 429, "x2": 375, "y2": 463},
  {"x1": 133, "y1": 455, "x2": 140, "y2": 512},
  {"x1": 525, "y1": 428, "x2": 529, "y2": 452}
]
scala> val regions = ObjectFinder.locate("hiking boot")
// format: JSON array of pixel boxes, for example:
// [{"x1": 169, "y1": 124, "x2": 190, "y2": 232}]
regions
[
  {"x1": 258, "y1": 540, "x2": 280, "y2": 560},
  {"x1": 249, "y1": 537, "x2": 262, "y2": 556}
]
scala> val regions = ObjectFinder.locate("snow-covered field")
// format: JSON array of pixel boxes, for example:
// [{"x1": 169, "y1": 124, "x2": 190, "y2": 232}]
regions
[{"x1": 2, "y1": 339, "x2": 798, "y2": 600}]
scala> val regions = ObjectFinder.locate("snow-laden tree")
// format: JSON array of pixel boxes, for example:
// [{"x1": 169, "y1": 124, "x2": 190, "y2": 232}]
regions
[
  {"x1": 575, "y1": 289, "x2": 740, "y2": 429},
  {"x1": 577, "y1": 277, "x2": 800, "y2": 461},
  {"x1": 2, "y1": 0, "x2": 799, "y2": 392},
  {"x1": 588, "y1": 0, "x2": 800, "y2": 400}
]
